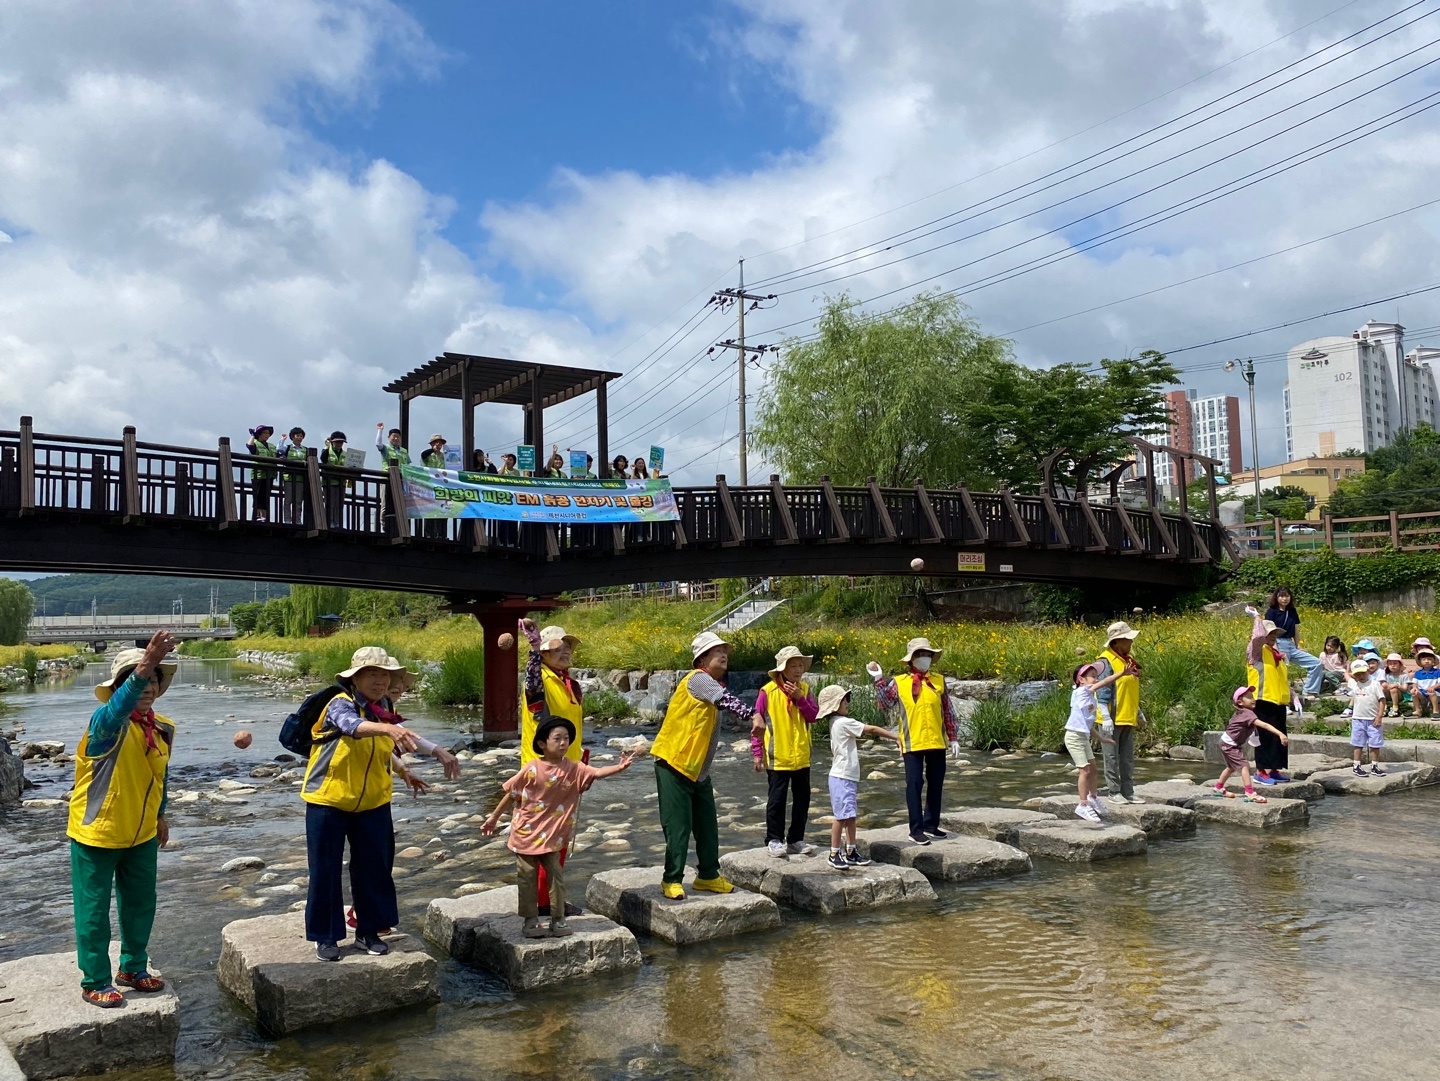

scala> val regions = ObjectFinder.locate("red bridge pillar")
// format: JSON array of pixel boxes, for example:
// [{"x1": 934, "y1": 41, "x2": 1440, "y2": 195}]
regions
[{"x1": 457, "y1": 596, "x2": 563, "y2": 744}]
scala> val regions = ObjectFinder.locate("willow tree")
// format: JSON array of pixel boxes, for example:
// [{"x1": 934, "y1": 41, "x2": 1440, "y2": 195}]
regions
[
  {"x1": 753, "y1": 293, "x2": 1009, "y2": 487},
  {"x1": 284, "y1": 585, "x2": 350, "y2": 638}
]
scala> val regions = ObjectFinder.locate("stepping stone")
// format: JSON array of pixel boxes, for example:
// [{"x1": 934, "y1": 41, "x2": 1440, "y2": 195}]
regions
[
  {"x1": 718, "y1": 848, "x2": 935, "y2": 914},
  {"x1": 1133, "y1": 780, "x2": 1211, "y2": 807},
  {"x1": 1309, "y1": 761, "x2": 1440, "y2": 796},
  {"x1": 853, "y1": 827, "x2": 1031, "y2": 882},
  {"x1": 939, "y1": 807, "x2": 1056, "y2": 844},
  {"x1": 585, "y1": 867, "x2": 780, "y2": 946},
  {"x1": 425, "y1": 886, "x2": 640, "y2": 991},
  {"x1": 0, "y1": 951, "x2": 179, "y2": 1080},
  {"x1": 1210, "y1": 776, "x2": 1325, "y2": 801},
  {"x1": 1190, "y1": 792, "x2": 1309, "y2": 828},
  {"x1": 1010, "y1": 820, "x2": 1147, "y2": 862},
  {"x1": 1029, "y1": 795, "x2": 1196, "y2": 835},
  {"x1": 218, "y1": 913, "x2": 437, "y2": 1036},
  {"x1": 1275, "y1": 753, "x2": 1350, "y2": 780}
]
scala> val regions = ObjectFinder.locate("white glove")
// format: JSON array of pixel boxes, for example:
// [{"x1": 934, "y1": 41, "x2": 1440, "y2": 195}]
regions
[
  {"x1": 948, "y1": 740, "x2": 962, "y2": 758},
  {"x1": 1101, "y1": 722, "x2": 1116, "y2": 739},
  {"x1": 1244, "y1": 606, "x2": 1258, "y2": 617},
  {"x1": 866, "y1": 661, "x2": 882, "y2": 679}
]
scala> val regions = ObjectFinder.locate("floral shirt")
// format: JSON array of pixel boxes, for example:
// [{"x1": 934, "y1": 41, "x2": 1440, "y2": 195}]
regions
[{"x1": 502, "y1": 757, "x2": 599, "y2": 855}]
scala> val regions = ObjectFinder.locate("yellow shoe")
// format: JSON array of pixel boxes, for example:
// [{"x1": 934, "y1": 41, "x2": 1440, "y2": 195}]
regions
[
  {"x1": 692, "y1": 876, "x2": 734, "y2": 894},
  {"x1": 661, "y1": 881, "x2": 685, "y2": 900}
]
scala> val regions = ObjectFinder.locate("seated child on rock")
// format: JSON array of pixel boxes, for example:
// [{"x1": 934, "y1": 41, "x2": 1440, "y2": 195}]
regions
[
  {"x1": 482, "y1": 718, "x2": 634, "y2": 938},
  {"x1": 1381, "y1": 653, "x2": 1412, "y2": 718},
  {"x1": 1211, "y1": 687, "x2": 1288, "y2": 803},
  {"x1": 1410, "y1": 648, "x2": 1440, "y2": 716}
]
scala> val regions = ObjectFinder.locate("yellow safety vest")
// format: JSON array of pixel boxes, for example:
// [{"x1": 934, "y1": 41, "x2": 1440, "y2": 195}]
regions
[
  {"x1": 893, "y1": 671, "x2": 947, "y2": 753},
  {"x1": 521, "y1": 664, "x2": 585, "y2": 766},
  {"x1": 652, "y1": 671, "x2": 718, "y2": 782},
  {"x1": 759, "y1": 679, "x2": 813, "y2": 771},
  {"x1": 68, "y1": 712, "x2": 175, "y2": 849},
  {"x1": 1248, "y1": 645, "x2": 1290, "y2": 706},
  {"x1": 301, "y1": 691, "x2": 395, "y2": 812},
  {"x1": 1096, "y1": 647, "x2": 1140, "y2": 725}
]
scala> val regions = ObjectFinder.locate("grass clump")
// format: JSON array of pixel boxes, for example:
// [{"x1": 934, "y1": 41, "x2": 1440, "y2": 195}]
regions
[
  {"x1": 585, "y1": 687, "x2": 636, "y2": 723},
  {"x1": 420, "y1": 644, "x2": 484, "y2": 706},
  {"x1": 178, "y1": 640, "x2": 238, "y2": 658}
]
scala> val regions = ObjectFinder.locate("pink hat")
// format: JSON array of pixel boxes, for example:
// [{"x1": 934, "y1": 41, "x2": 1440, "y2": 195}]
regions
[
  {"x1": 1387, "y1": 652, "x2": 1403, "y2": 662},
  {"x1": 1232, "y1": 685, "x2": 1254, "y2": 706},
  {"x1": 1074, "y1": 663, "x2": 1099, "y2": 683},
  {"x1": 1413, "y1": 636, "x2": 1433, "y2": 649}
]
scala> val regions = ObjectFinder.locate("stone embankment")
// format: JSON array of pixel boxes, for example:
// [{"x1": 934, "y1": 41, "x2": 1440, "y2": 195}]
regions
[{"x1": 0, "y1": 655, "x2": 86, "y2": 693}]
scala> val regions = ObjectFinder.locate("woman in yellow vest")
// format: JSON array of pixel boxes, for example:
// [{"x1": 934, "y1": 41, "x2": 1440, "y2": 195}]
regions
[
  {"x1": 651, "y1": 632, "x2": 747, "y2": 899},
  {"x1": 68, "y1": 630, "x2": 177, "y2": 1008},
  {"x1": 303, "y1": 647, "x2": 445, "y2": 961},
  {"x1": 1092, "y1": 621, "x2": 1143, "y2": 804},
  {"x1": 750, "y1": 645, "x2": 819, "y2": 858},
  {"x1": 519, "y1": 619, "x2": 587, "y2": 915},
  {"x1": 1244, "y1": 607, "x2": 1293, "y2": 784},
  {"x1": 868, "y1": 637, "x2": 959, "y2": 846}
]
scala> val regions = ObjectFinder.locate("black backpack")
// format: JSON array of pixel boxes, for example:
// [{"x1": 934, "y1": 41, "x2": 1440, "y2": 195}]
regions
[{"x1": 279, "y1": 685, "x2": 345, "y2": 757}]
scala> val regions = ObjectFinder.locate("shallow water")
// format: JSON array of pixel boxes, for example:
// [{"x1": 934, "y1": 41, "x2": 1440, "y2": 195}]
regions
[{"x1": 3, "y1": 662, "x2": 1440, "y2": 1081}]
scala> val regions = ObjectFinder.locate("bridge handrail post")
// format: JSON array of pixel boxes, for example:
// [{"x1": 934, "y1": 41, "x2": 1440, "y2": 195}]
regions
[
  {"x1": 953, "y1": 482, "x2": 984, "y2": 545},
  {"x1": 387, "y1": 461, "x2": 411, "y2": 541},
  {"x1": 912, "y1": 478, "x2": 944, "y2": 543},
  {"x1": 769, "y1": 474, "x2": 798, "y2": 543},
  {"x1": 865, "y1": 477, "x2": 897, "y2": 540},
  {"x1": 305, "y1": 447, "x2": 325, "y2": 537},
  {"x1": 121, "y1": 426, "x2": 139, "y2": 521},
  {"x1": 714, "y1": 475, "x2": 743, "y2": 547},
  {"x1": 18, "y1": 415, "x2": 35, "y2": 514},
  {"x1": 216, "y1": 437, "x2": 238, "y2": 526},
  {"x1": 818, "y1": 476, "x2": 850, "y2": 542}
]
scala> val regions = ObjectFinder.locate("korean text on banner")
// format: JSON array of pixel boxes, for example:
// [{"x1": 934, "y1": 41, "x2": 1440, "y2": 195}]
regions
[{"x1": 400, "y1": 466, "x2": 680, "y2": 524}]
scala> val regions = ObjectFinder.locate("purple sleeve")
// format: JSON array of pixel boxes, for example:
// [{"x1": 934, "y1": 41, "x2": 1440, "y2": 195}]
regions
[
  {"x1": 523, "y1": 623, "x2": 543, "y2": 698},
  {"x1": 749, "y1": 688, "x2": 766, "y2": 759},
  {"x1": 717, "y1": 689, "x2": 749, "y2": 716},
  {"x1": 325, "y1": 694, "x2": 364, "y2": 736},
  {"x1": 798, "y1": 692, "x2": 818, "y2": 725},
  {"x1": 753, "y1": 688, "x2": 768, "y2": 717},
  {"x1": 1247, "y1": 614, "x2": 1266, "y2": 666}
]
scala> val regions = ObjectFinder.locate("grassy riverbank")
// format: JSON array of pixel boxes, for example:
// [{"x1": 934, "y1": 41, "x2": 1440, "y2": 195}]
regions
[{"x1": 0, "y1": 644, "x2": 84, "y2": 668}]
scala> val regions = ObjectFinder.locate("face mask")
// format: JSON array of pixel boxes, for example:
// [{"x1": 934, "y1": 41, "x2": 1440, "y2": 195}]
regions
[{"x1": 912, "y1": 656, "x2": 932, "y2": 672}]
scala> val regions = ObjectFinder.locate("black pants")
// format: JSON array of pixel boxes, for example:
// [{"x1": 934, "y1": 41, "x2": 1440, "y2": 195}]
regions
[
  {"x1": 252, "y1": 476, "x2": 273, "y2": 520},
  {"x1": 305, "y1": 802, "x2": 397, "y2": 942},
  {"x1": 324, "y1": 482, "x2": 346, "y2": 529},
  {"x1": 1254, "y1": 699, "x2": 1288, "y2": 772},
  {"x1": 765, "y1": 767, "x2": 811, "y2": 845},
  {"x1": 903, "y1": 749, "x2": 946, "y2": 835}
]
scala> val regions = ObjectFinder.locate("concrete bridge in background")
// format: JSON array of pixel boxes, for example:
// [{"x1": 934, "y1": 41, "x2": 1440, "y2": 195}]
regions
[{"x1": 25, "y1": 614, "x2": 235, "y2": 648}]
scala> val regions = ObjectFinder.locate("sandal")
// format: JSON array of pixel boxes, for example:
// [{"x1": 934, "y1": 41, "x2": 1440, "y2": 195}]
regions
[
  {"x1": 1243, "y1": 792, "x2": 1269, "y2": 803},
  {"x1": 117, "y1": 970, "x2": 164, "y2": 993},
  {"x1": 82, "y1": 986, "x2": 124, "y2": 1008}
]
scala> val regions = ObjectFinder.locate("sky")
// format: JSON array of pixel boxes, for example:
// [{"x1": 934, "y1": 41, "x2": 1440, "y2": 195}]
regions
[{"x1": 6, "y1": 0, "x2": 1440, "y2": 483}]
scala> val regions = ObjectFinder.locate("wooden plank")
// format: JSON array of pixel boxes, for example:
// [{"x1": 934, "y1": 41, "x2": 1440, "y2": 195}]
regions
[
  {"x1": 121, "y1": 426, "x2": 139, "y2": 522},
  {"x1": 1075, "y1": 497, "x2": 1109, "y2": 552},
  {"x1": 1038, "y1": 493, "x2": 1071, "y2": 548},
  {"x1": 715, "y1": 476, "x2": 743, "y2": 547},
  {"x1": 1115, "y1": 504, "x2": 1146, "y2": 555},
  {"x1": 1390, "y1": 509, "x2": 1401, "y2": 548},
  {"x1": 387, "y1": 462, "x2": 410, "y2": 541},
  {"x1": 544, "y1": 525, "x2": 560, "y2": 561},
  {"x1": 867, "y1": 477, "x2": 897, "y2": 540},
  {"x1": 305, "y1": 449, "x2": 325, "y2": 537},
  {"x1": 914, "y1": 482, "x2": 944, "y2": 544},
  {"x1": 470, "y1": 369, "x2": 534, "y2": 407},
  {"x1": 1147, "y1": 508, "x2": 1178, "y2": 559},
  {"x1": 955, "y1": 484, "x2": 985, "y2": 544},
  {"x1": 998, "y1": 486, "x2": 1031, "y2": 547},
  {"x1": 18, "y1": 415, "x2": 34, "y2": 514},
  {"x1": 819, "y1": 477, "x2": 850, "y2": 542},
  {"x1": 1324, "y1": 513, "x2": 1333, "y2": 550},
  {"x1": 1179, "y1": 513, "x2": 1211, "y2": 563},
  {"x1": 770, "y1": 475, "x2": 799, "y2": 544},
  {"x1": 217, "y1": 438, "x2": 238, "y2": 527}
]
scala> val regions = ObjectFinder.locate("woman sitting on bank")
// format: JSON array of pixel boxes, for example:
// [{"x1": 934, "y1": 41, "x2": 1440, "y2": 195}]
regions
[{"x1": 303, "y1": 648, "x2": 459, "y2": 961}]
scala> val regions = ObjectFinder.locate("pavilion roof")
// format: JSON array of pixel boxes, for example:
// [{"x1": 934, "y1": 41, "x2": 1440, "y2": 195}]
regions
[{"x1": 383, "y1": 353, "x2": 620, "y2": 409}]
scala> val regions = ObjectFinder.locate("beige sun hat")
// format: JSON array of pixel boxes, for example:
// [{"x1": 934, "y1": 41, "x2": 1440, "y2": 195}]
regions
[
  {"x1": 816, "y1": 683, "x2": 851, "y2": 720},
  {"x1": 338, "y1": 646, "x2": 405, "y2": 680},
  {"x1": 1105, "y1": 621, "x2": 1141, "y2": 642},
  {"x1": 538, "y1": 626, "x2": 580, "y2": 651},
  {"x1": 384, "y1": 655, "x2": 419, "y2": 693},
  {"x1": 1259, "y1": 619, "x2": 1280, "y2": 637},
  {"x1": 691, "y1": 631, "x2": 730, "y2": 661},
  {"x1": 900, "y1": 637, "x2": 942, "y2": 663},
  {"x1": 94, "y1": 648, "x2": 177, "y2": 703},
  {"x1": 768, "y1": 645, "x2": 813, "y2": 681}
]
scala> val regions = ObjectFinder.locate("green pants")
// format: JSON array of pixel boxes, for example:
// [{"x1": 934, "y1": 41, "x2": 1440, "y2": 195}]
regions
[
  {"x1": 655, "y1": 761, "x2": 720, "y2": 884},
  {"x1": 70, "y1": 838, "x2": 158, "y2": 991}
]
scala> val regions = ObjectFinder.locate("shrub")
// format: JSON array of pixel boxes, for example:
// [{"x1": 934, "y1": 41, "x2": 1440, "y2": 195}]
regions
[
  {"x1": 585, "y1": 686, "x2": 636, "y2": 723},
  {"x1": 1013, "y1": 687, "x2": 1069, "y2": 751},
  {"x1": 1313, "y1": 697, "x2": 1346, "y2": 719},
  {"x1": 1031, "y1": 586, "x2": 1085, "y2": 623},
  {"x1": 229, "y1": 601, "x2": 265, "y2": 635},
  {"x1": 967, "y1": 698, "x2": 1018, "y2": 750},
  {"x1": 178, "y1": 640, "x2": 238, "y2": 658},
  {"x1": 420, "y1": 644, "x2": 484, "y2": 706},
  {"x1": 20, "y1": 648, "x2": 39, "y2": 684}
]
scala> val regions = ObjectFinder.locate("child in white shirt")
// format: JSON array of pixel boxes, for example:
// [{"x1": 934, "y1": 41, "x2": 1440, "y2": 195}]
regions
[
  {"x1": 1065, "y1": 662, "x2": 1127, "y2": 822},
  {"x1": 1347, "y1": 657, "x2": 1387, "y2": 776},
  {"x1": 816, "y1": 684, "x2": 897, "y2": 869}
]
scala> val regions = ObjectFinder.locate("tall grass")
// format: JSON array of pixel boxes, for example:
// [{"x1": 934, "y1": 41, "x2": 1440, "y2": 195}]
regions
[
  {"x1": 0, "y1": 643, "x2": 77, "y2": 668},
  {"x1": 420, "y1": 644, "x2": 484, "y2": 706},
  {"x1": 178, "y1": 640, "x2": 238, "y2": 658}
]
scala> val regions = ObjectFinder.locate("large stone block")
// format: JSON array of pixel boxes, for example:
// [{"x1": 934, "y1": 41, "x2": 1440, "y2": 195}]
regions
[
  {"x1": 1029, "y1": 795, "x2": 1195, "y2": 835},
  {"x1": 1286, "y1": 734, "x2": 1413, "y2": 762},
  {"x1": 0, "y1": 739, "x2": 23, "y2": 808},
  {"x1": 1309, "y1": 761, "x2": 1440, "y2": 796},
  {"x1": 0, "y1": 951, "x2": 179, "y2": 1080},
  {"x1": 425, "y1": 886, "x2": 641, "y2": 991},
  {"x1": 1010, "y1": 820, "x2": 1147, "y2": 862},
  {"x1": 1280, "y1": 753, "x2": 1352, "y2": 779},
  {"x1": 853, "y1": 827, "x2": 1031, "y2": 882},
  {"x1": 584, "y1": 867, "x2": 781, "y2": 946},
  {"x1": 1131, "y1": 780, "x2": 1207, "y2": 807},
  {"x1": 940, "y1": 807, "x2": 1056, "y2": 845},
  {"x1": 718, "y1": 848, "x2": 936, "y2": 914},
  {"x1": 1190, "y1": 792, "x2": 1309, "y2": 828},
  {"x1": 217, "y1": 913, "x2": 437, "y2": 1036},
  {"x1": 1209, "y1": 776, "x2": 1325, "y2": 802}
]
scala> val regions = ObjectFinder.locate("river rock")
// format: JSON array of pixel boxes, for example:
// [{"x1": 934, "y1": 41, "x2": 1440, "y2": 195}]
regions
[
  {"x1": 1010, "y1": 820, "x2": 1147, "y2": 861},
  {"x1": 1191, "y1": 792, "x2": 1310, "y2": 828},
  {"x1": 853, "y1": 827, "x2": 1031, "y2": 882},
  {"x1": 717, "y1": 848, "x2": 935, "y2": 914},
  {"x1": 1167, "y1": 745, "x2": 1206, "y2": 761},
  {"x1": 0, "y1": 739, "x2": 23, "y2": 808},
  {"x1": 1309, "y1": 761, "x2": 1440, "y2": 796},
  {"x1": 0, "y1": 950, "x2": 179, "y2": 1080},
  {"x1": 1009, "y1": 680, "x2": 1058, "y2": 707},
  {"x1": 1029, "y1": 795, "x2": 1196, "y2": 835},
  {"x1": 945, "y1": 679, "x2": 1005, "y2": 699},
  {"x1": 585, "y1": 866, "x2": 781, "y2": 946},
  {"x1": 424, "y1": 886, "x2": 640, "y2": 991},
  {"x1": 1211, "y1": 776, "x2": 1325, "y2": 801},
  {"x1": 606, "y1": 670, "x2": 631, "y2": 692},
  {"x1": 19, "y1": 741, "x2": 64, "y2": 761},
  {"x1": 217, "y1": 913, "x2": 437, "y2": 1036},
  {"x1": 940, "y1": 807, "x2": 1057, "y2": 844},
  {"x1": 648, "y1": 670, "x2": 680, "y2": 702}
]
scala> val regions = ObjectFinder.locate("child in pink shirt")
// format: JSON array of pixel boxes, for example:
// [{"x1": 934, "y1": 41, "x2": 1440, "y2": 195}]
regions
[{"x1": 482, "y1": 717, "x2": 634, "y2": 938}]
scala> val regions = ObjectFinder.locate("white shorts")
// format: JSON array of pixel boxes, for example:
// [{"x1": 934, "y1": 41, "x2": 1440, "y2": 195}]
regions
[
  {"x1": 1063, "y1": 730, "x2": 1094, "y2": 767},
  {"x1": 1351, "y1": 718, "x2": 1384, "y2": 749}
]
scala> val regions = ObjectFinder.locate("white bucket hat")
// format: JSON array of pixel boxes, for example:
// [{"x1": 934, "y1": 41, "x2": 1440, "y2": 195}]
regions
[
  {"x1": 1105, "y1": 621, "x2": 1141, "y2": 643},
  {"x1": 539, "y1": 626, "x2": 580, "y2": 651},
  {"x1": 691, "y1": 631, "x2": 730, "y2": 662},
  {"x1": 384, "y1": 655, "x2": 419, "y2": 693},
  {"x1": 338, "y1": 646, "x2": 405, "y2": 680},
  {"x1": 95, "y1": 648, "x2": 177, "y2": 703},
  {"x1": 816, "y1": 683, "x2": 850, "y2": 719},
  {"x1": 900, "y1": 637, "x2": 942, "y2": 663},
  {"x1": 769, "y1": 645, "x2": 813, "y2": 681},
  {"x1": 1259, "y1": 620, "x2": 1280, "y2": 637}
]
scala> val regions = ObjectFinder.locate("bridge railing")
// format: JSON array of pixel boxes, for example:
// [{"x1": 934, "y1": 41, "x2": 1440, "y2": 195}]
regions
[{"x1": 1, "y1": 419, "x2": 1226, "y2": 567}]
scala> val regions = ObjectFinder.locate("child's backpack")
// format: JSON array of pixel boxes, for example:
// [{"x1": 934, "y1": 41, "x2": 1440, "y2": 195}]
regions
[{"x1": 279, "y1": 685, "x2": 346, "y2": 757}]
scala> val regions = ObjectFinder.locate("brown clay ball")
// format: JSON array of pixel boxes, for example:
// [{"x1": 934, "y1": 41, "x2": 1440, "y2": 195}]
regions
[
  {"x1": 497, "y1": 632, "x2": 516, "y2": 651},
  {"x1": 233, "y1": 730, "x2": 253, "y2": 750}
]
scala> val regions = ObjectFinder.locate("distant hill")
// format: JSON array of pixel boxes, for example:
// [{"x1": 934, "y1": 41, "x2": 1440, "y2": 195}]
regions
[{"x1": 24, "y1": 574, "x2": 290, "y2": 617}]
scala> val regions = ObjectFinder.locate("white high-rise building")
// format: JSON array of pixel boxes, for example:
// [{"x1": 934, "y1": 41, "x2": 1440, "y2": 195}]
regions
[
  {"x1": 1283, "y1": 321, "x2": 1440, "y2": 458},
  {"x1": 1144, "y1": 388, "x2": 1241, "y2": 487}
]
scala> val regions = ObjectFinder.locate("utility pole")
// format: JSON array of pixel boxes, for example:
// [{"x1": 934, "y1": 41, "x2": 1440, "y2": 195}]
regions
[
  {"x1": 711, "y1": 260, "x2": 778, "y2": 486},
  {"x1": 1225, "y1": 358, "x2": 1261, "y2": 517}
]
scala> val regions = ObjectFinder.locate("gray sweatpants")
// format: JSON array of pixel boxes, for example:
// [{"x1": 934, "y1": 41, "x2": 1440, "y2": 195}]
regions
[{"x1": 1101, "y1": 724, "x2": 1135, "y2": 800}]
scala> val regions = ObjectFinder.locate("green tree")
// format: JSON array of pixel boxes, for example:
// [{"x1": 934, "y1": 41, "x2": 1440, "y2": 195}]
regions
[
  {"x1": 753, "y1": 292, "x2": 1010, "y2": 486},
  {"x1": 1327, "y1": 425, "x2": 1440, "y2": 517},
  {"x1": 955, "y1": 350, "x2": 1179, "y2": 493},
  {"x1": 1240, "y1": 484, "x2": 1313, "y2": 521},
  {"x1": 229, "y1": 601, "x2": 265, "y2": 635},
  {"x1": 0, "y1": 579, "x2": 35, "y2": 646},
  {"x1": 284, "y1": 585, "x2": 350, "y2": 638}
]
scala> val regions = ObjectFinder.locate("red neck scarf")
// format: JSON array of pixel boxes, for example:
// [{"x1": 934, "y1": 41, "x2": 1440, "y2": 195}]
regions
[
  {"x1": 907, "y1": 667, "x2": 929, "y2": 699},
  {"x1": 130, "y1": 708, "x2": 161, "y2": 752}
]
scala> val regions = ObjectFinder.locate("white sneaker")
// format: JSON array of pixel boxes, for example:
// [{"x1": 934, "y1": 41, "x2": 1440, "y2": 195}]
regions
[
  {"x1": 1126, "y1": 796, "x2": 1145, "y2": 805},
  {"x1": 1087, "y1": 795, "x2": 1109, "y2": 818},
  {"x1": 1074, "y1": 804, "x2": 1101, "y2": 822},
  {"x1": 1107, "y1": 795, "x2": 1129, "y2": 806},
  {"x1": 767, "y1": 841, "x2": 788, "y2": 858},
  {"x1": 786, "y1": 841, "x2": 816, "y2": 856}
]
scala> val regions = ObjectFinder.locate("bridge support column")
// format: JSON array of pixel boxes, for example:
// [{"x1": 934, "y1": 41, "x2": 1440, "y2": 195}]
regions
[{"x1": 453, "y1": 596, "x2": 564, "y2": 744}]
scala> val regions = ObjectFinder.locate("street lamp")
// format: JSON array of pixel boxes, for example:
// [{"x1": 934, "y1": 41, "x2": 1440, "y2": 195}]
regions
[{"x1": 1224, "y1": 358, "x2": 1261, "y2": 519}]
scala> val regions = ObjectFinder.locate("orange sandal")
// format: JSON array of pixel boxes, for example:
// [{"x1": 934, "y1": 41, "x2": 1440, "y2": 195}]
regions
[
  {"x1": 82, "y1": 985, "x2": 124, "y2": 1008},
  {"x1": 117, "y1": 970, "x2": 165, "y2": 992}
]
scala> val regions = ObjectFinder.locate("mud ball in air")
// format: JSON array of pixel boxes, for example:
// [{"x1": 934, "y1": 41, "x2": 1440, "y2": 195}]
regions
[
  {"x1": 497, "y1": 633, "x2": 516, "y2": 651},
  {"x1": 233, "y1": 731, "x2": 253, "y2": 750},
  {"x1": 910, "y1": 558, "x2": 925, "y2": 571}
]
